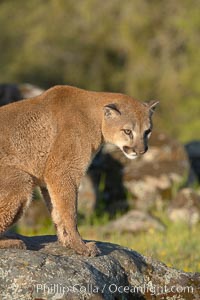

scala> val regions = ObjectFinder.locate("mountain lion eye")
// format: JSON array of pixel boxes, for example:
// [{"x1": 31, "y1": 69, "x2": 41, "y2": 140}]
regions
[{"x1": 123, "y1": 129, "x2": 132, "y2": 136}]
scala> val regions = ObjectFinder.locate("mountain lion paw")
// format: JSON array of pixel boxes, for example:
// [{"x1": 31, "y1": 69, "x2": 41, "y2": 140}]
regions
[
  {"x1": 0, "y1": 238, "x2": 26, "y2": 249},
  {"x1": 72, "y1": 241, "x2": 100, "y2": 257},
  {"x1": 84, "y1": 242, "x2": 101, "y2": 257}
]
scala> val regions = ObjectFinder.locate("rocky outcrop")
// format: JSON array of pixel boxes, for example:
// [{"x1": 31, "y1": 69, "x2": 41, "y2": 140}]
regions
[
  {"x1": 19, "y1": 83, "x2": 44, "y2": 99},
  {"x1": 103, "y1": 210, "x2": 165, "y2": 234},
  {"x1": 0, "y1": 235, "x2": 199, "y2": 300},
  {"x1": 79, "y1": 131, "x2": 190, "y2": 218},
  {"x1": 168, "y1": 188, "x2": 200, "y2": 225},
  {"x1": 185, "y1": 141, "x2": 200, "y2": 184},
  {"x1": 0, "y1": 83, "x2": 44, "y2": 106},
  {"x1": 0, "y1": 84, "x2": 22, "y2": 106}
]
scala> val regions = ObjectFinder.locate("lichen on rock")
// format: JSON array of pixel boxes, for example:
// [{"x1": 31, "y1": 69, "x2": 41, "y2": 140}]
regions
[{"x1": 0, "y1": 234, "x2": 199, "y2": 300}]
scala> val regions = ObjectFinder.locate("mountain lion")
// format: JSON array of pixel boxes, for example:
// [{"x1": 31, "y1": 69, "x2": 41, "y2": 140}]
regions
[{"x1": 0, "y1": 85, "x2": 158, "y2": 256}]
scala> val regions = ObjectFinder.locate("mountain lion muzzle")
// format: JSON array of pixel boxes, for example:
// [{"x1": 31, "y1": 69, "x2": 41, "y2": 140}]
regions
[{"x1": 0, "y1": 85, "x2": 159, "y2": 256}]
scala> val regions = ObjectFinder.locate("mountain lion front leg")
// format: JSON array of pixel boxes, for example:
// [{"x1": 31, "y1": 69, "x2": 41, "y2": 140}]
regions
[{"x1": 44, "y1": 169, "x2": 100, "y2": 256}]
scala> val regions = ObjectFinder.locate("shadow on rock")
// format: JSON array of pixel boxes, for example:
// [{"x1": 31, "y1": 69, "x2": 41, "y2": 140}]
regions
[{"x1": 1, "y1": 234, "x2": 199, "y2": 300}]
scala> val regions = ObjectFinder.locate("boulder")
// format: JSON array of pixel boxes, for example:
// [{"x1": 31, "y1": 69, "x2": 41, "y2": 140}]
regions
[
  {"x1": 103, "y1": 210, "x2": 165, "y2": 234},
  {"x1": 0, "y1": 83, "x2": 22, "y2": 106},
  {"x1": 0, "y1": 234, "x2": 199, "y2": 300},
  {"x1": 0, "y1": 83, "x2": 44, "y2": 106},
  {"x1": 19, "y1": 83, "x2": 44, "y2": 99},
  {"x1": 168, "y1": 188, "x2": 200, "y2": 225},
  {"x1": 79, "y1": 131, "x2": 190, "y2": 217},
  {"x1": 79, "y1": 150, "x2": 129, "y2": 218},
  {"x1": 185, "y1": 141, "x2": 200, "y2": 184}
]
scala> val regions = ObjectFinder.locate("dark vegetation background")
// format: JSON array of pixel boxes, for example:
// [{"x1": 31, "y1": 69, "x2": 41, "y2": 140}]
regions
[{"x1": 0, "y1": 0, "x2": 199, "y2": 142}]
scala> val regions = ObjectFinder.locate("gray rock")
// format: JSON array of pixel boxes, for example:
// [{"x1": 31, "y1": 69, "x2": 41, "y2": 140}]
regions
[
  {"x1": 19, "y1": 83, "x2": 44, "y2": 99},
  {"x1": 78, "y1": 148, "x2": 129, "y2": 218},
  {"x1": 79, "y1": 131, "x2": 190, "y2": 218},
  {"x1": 0, "y1": 235, "x2": 199, "y2": 300},
  {"x1": 103, "y1": 210, "x2": 165, "y2": 234},
  {"x1": 168, "y1": 188, "x2": 200, "y2": 225},
  {"x1": 0, "y1": 84, "x2": 22, "y2": 106},
  {"x1": 109, "y1": 131, "x2": 190, "y2": 212},
  {"x1": 185, "y1": 141, "x2": 200, "y2": 184}
]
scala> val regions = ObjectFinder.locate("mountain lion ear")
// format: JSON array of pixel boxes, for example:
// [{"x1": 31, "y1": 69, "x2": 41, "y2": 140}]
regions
[
  {"x1": 144, "y1": 100, "x2": 159, "y2": 113},
  {"x1": 103, "y1": 103, "x2": 121, "y2": 119}
]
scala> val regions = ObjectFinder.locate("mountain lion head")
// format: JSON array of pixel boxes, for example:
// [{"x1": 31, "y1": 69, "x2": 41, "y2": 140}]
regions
[{"x1": 102, "y1": 98, "x2": 159, "y2": 159}]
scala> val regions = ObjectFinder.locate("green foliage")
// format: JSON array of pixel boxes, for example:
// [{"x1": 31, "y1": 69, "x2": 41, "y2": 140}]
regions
[
  {"x1": 15, "y1": 209, "x2": 200, "y2": 272},
  {"x1": 0, "y1": 0, "x2": 199, "y2": 141},
  {"x1": 79, "y1": 213, "x2": 200, "y2": 273}
]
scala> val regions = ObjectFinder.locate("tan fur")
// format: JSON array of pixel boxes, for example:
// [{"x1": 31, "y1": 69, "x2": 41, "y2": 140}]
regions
[{"x1": 0, "y1": 85, "x2": 158, "y2": 256}]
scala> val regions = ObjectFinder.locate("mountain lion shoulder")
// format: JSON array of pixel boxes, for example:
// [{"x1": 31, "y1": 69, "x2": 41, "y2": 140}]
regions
[{"x1": 0, "y1": 85, "x2": 159, "y2": 256}]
